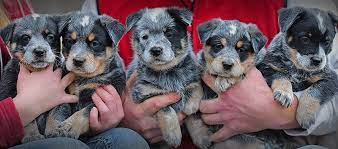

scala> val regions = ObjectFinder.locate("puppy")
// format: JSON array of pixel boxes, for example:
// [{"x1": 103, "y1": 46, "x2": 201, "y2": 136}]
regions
[
  {"x1": 126, "y1": 7, "x2": 202, "y2": 147},
  {"x1": 257, "y1": 7, "x2": 338, "y2": 129},
  {"x1": 44, "y1": 12, "x2": 126, "y2": 139},
  {"x1": 0, "y1": 14, "x2": 61, "y2": 143},
  {"x1": 184, "y1": 19, "x2": 269, "y2": 149}
]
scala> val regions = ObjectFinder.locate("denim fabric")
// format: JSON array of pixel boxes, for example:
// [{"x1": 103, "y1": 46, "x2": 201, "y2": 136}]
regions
[
  {"x1": 10, "y1": 137, "x2": 90, "y2": 149},
  {"x1": 86, "y1": 128, "x2": 150, "y2": 149}
]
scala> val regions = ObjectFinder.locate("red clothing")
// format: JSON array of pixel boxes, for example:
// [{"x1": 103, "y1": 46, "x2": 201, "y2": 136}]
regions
[{"x1": 0, "y1": 98, "x2": 24, "y2": 148}]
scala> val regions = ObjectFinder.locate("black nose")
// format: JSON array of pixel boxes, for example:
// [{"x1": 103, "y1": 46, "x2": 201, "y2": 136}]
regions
[
  {"x1": 150, "y1": 47, "x2": 163, "y2": 57},
  {"x1": 33, "y1": 49, "x2": 46, "y2": 57},
  {"x1": 311, "y1": 57, "x2": 322, "y2": 66},
  {"x1": 73, "y1": 58, "x2": 85, "y2": 67},
  {"x1": 222, "y1": 62, "x2": 233, "y2": 70}
]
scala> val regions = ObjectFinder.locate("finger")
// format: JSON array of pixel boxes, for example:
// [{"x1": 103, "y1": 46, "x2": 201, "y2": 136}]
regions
[
  {"x1": 18, "y1": 64, "x2": 30, "y2": 79},
  {"x1": 143, "y1": 128, "x2": 162, "y2": 140},
  {"x1": 126, "y1": 71, "x2": 138, "y2": 89},
  {"x1": 96, "y1": 87, "x2": 118, "y2": 112},
  {"x1": 60, "y1": 72, "x2": 75, "y2": 89},
  {"x1": 92, "y1": 93, "x2": 110, "y2": 113},
  {"x1": 62, "y1": 94, "x2": 79, "y2": 103},
  {"x1": 200, "y1": 100, "x2": 220, "y2": 114},
  {"x1": 141, "y1": 93, "x2": 180, "y2": 115},
  {"x1": 89, "y1": 107, "x2": 100, "y2": 131},
  {"x1": 102, "y1": 85, "x2": 122, "y2": 105},
  {"x1": 150, "y1": 136, "x2": 163, "y2": 144},
  {"x1": 211, "y1": 126, "x2": 237, "y2": 142},
  {"x1": 139, "y1": 117, "x2": 160, "y2": 132},
  {"x1": 202, "y1": 73, "x2": 217, "y2": 91},
  {"x1": 178, "y1": 112, "x2": 186, "y2": 125},
  {"x1": 201, "y1": 113, "x2": 224, "y2": 125},
  {"x1": 54, "y1": 68, "x2": 62, "y2": 79}
]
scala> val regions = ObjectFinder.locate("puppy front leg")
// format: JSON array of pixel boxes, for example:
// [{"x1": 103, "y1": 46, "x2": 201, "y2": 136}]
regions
[
  {"x1": 271, "y1": 77, "x2": 294, "y2": 108},
  {"x1": 45, "y1": 104, "x2": 72, "y2": 138},
  {"x1": 183, "y1": 82, "x2": 203, "y2": 115},
  {"x1": 185, "y1": 113, "x2": 212, "y2": 149},
  {"x1": 22, "y1": 120, "x2": 45, "y2": 143},
  {"x1": 156, "y1": 106, "x2": 182, "y2": 147},
  {"x1": 297, "y1": 76, "x2": 338, "y2": 129}
]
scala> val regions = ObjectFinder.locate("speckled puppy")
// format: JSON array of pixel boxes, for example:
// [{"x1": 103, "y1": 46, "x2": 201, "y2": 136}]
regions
[
  {"x1": 44, "y1": 12, "x2": 126, "y2": 139},
  {"x1": 0, "y1": 14, "x2": 61, "y2": 143},
  {"x1": 126, "y1": 7, "x2": 202, "y2": 147},
  {"x1": 185, "y1": 19, "x2": 268, "y2": 149},
  {"x1": 257, "y1": 7, "x2": 338, "y2": 129}
]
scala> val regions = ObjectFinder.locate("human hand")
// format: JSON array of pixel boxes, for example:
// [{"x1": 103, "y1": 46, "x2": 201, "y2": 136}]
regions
[
  {"x1": 200, "y1": 68, "x2": 299, "y2": 142},
  {"x1": 13, "y1": 64, "x2": 78, "y2": 126},
  {"x1": 89, "y1": 85, "x2": 124, "y2": 134},
  {"x1": 121, "y1": 72, "x2": 185, "y2": 144}
]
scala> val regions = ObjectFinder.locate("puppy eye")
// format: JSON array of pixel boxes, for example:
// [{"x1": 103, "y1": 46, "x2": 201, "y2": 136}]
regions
[
  {"x1": 164, "y1": 28, "x2": 174, "y2": 38},
  {"x1": 91, "y1": 40, "x2": 100, "y2": 48},
  {"x1": 46, "y1": 34, "x2": 55, "y2": 41},
  {"x1": 142, "y1": 35, "x2": 149, "y2": 40},
  {"x1": 21, "y1": 34, "x2": 31, "y2": 42},
  {"x1": 212, "y1": 44, "x2": 224, "y2": 53},
  {"x1": 323, "y1": 38, "x2": 331, "y2": 47},
  {"x1": 300, "y1": 36, "x2": 311, "y2": 44}
]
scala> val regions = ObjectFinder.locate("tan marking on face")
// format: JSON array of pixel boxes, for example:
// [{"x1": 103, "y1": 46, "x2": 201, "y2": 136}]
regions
[
  {"x1": 105, "y1": 47, "x2": 113, "y2": 58},
  {"x1": 289, "y1": 48, "x2": 306, "y2": 70},
  {"x1": 220, "y1": 38, "x2": 227, "y2": 46},
  {"x1": 71, "y1": 32, "x2": 77, "y2": 40},
  {"x1": 185, "y1": 115, "x2": 211, "y2": 148},
  {"x1": 288, "y1": 36, "x2": 293, "y2": 43},
  {"x1": 203, "y1": 45, "x2": 215, "y2": 73},
  {"x1": 156, "y1": 108, "x2": 182, "y2": 147},
  {"x1": 271, "y1": 78, "x2": 292, "y2": 94},
  {"x1": 88, "y1": 33, "x2": 95, "y2": 42},
  {"x1": 236, "y1": 40, "x2": 244, "y2": 49}
]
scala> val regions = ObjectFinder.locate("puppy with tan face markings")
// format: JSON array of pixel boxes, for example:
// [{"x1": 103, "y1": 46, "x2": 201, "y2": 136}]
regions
[
  {"x1": 126, "y1": 7, "x2": 202, "y2": 147},
  {"x1": 44, "y1": 12, "x2": 126, "y2": 140},
  {"x1": 257, "y1": 7, "x2": 338, "y2": 129},
  {"x1": 186, "y1": 19, "x2": 303, "y2": 149},
  {"x1": 0, "y1": 14, "x2": 62, "y2": 143}
]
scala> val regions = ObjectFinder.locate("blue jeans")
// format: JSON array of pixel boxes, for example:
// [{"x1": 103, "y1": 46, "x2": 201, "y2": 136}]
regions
[
  {"x1": 85, "y1": 128, "x2": 150, "y2": 149},
  {"x1": 11, "y1": 137, "x2": 89, "y2": 149}
]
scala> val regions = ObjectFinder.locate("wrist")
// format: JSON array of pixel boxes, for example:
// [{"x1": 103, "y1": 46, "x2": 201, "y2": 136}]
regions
[
  {"x1": 272, "y1": 95, "x2": 300, "y2": 129},
  {"x1": 13, "y1": 95, "x2": 39, "y2": 126}
]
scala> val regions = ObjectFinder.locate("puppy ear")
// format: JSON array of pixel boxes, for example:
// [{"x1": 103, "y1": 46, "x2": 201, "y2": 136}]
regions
[
  {"x1": 245, "y1": 24, "x2": 268, "y2": 53},
  {"x1": 278, "y1": 7, "x2": 305, "y2": 33},
  {"x1": 198, "y1": 18, "x2": 222, "y2": 43},
  {"x1": 0, "y1": 23, "x2": 15, "y2": 44},
  {"x1": 126, "y1": 10, "x2": 145, "y2": 32},
  {"x1": 99, "y1": 15, "x2": 125, "y2": 45},
  {"x1": 57, "y1": 12, "x2": 74, "y2": 34},
  {"x1": 166, "y1": 7, "x2": 193, "y2": 26},
  {"x1": 328, "y1": 11, "x2": 338, "y2": 31}
]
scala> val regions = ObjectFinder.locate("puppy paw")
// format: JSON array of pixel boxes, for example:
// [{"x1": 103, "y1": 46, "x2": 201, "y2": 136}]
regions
[
  {"x1": 273, "y1": 89, "x2": 293, "y2": 108},
  {"x1": 21, "y1": 134, "x2": 45, "y2": 143},
  {"x1": 215, "y1": 78, "x2": 231, "y2": 92},
  {"x1": 296, "y1": 97, "x2": 319, "y2": 129},
  {"x1": 46, "y1": 123, "x2": 78, "y2": 139},
  {"x1": 297, "y1": 113, "x2": 315, "y2": 129},
  {"x1": 163, "y1": 129, "x2": 182, "y2": 148},
  {"x1": 183, "y1": 102, "x2": 199, "y2": 115},
  {"x1": 193, "y1": 136, "x2": 212, "y2": 149}
]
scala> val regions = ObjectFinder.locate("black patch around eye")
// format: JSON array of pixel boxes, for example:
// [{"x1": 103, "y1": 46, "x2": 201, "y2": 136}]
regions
[
  {"x1": 164, "y1": 28, "x2": 175, "y2": 38},
  {"x1": 20, "y1": 34, "x2": 31, "y2": 45},
  {"x1": 206, "y1": 36, "x2": 224, "y2": 54}
]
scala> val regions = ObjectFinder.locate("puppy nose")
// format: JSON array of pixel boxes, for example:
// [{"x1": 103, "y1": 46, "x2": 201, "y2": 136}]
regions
[
  {"x1": 150, "y1": 47, "x2": 163, "y2": 57},
  {"x1": 222, "y1": 62, "x2": 233, "y2": 70},
  {"x1": 311, "y1": 57, "x2": 322, "y2": 66},
  {"x1": 33, "y1": 49, "x2": 46, "y2": 57},
  {"x1": 73, "y1": 58, "x2": 85, "y2": 67}
]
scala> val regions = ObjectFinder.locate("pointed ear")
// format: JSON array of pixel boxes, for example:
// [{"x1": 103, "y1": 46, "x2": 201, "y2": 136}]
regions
[
  {"x1": 0, "y1": 23, "x2": 15, "y2": 44},
  {"x1": 99, "y1": 14, "x2": 125, "y2": 46},
  {"x1": 166, "y1": 7, "x2": 193, "y2": 26},
  {"x1": 328, "y1": 11, "x2": 338, "y2": 31},
  {"x1": 278, "y1": 7, "x2": 305, "y2": 33},
  {"x1": 57, "y1": 12, "x2": 74, "y2": 34},
  {"x1": 245, "y1": 24, "x2": 267, "y2": 53},
  {"x1": 126, "y1": 10, "x2": 145, "y2": 32},
  {"x1": 198, "y1": 18, "x2": 222, "y2": 43}
]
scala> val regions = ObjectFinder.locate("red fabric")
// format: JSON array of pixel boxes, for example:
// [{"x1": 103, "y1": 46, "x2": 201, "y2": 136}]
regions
[
  {"x1": 0, "y1": 97, "x2": 24, "y2": 149},
  {"x1": 0, "y1": 37, "x2": 10, "y2": 67},
  {"x1": 2, "y1": 0, "x2": 32, "y2": 21}
]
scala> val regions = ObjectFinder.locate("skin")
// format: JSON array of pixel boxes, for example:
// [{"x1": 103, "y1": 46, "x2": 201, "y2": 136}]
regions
[
  {"x1": 200, "y1": 68, "x2": 300, "y2": 142},
  {"x1": 122, "y1": 72, "x2": 186, "y2": 144},
  {"x1": 13, "y1": 64, "x2": 78, "y2": 126},
  {"x1": 89, "y1": 85, "x2": 125, "y2": 135}
]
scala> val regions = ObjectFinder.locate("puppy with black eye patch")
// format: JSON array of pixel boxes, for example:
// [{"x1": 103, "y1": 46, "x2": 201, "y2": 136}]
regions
[
  {"x1": 126, "y1": 7, "x2": 202, "y2": 147},
  {"x1": 0, "y1": 14, "x2": 61, "y2": 143},
  {"x1": 257, "y1": 7, "x2": 338, "y2": 129},
  {"x1": 44, "y1": 12, "x2": 126, "y2": 140},
  {"x1": 188, "y1": 19, "x2": 306, "y2": 149}
]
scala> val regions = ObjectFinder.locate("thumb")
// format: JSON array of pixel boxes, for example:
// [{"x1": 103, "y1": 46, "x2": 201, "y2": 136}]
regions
[
  {"x1": 210, "y1": 126, "x2": 237, "y2": 143},
  {"x1": 18, "y1": 64, "x2": 30, "y2": 80},
  {"x1": 61, "y1": 94, "x2": 79, "y2": 103}
]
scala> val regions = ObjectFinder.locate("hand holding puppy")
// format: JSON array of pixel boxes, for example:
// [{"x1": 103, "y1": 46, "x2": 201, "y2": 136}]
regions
[
  {"x1": 200, "y1": 68, "x2": 299, "y2": 142},
  {"x1": 13, "y1": 64, "x2": 78, "y2": 126},
  {"x1": 121, "y1": 72, "x2": 185, "y2": 144}
]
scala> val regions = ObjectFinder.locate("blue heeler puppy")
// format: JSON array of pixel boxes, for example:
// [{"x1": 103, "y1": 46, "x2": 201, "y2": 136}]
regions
[
  {"x1": 44, "y1": 12, "x2": 126, "y2": 139},
  {"x1": 126, "y1": 7, "x2": 203, "y2": 147},
  {"x1": 186, "y1": 19, "x2": 305, "y2": 149},
  {"x1": 0, "y1": 14, "x2": 62, "y2": 143},
  {"x1": 257, "y1": 7, "x2": 338, "y2": 129}
]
